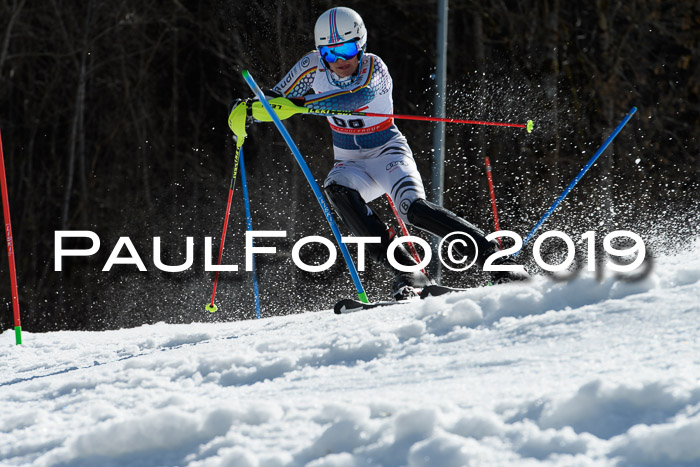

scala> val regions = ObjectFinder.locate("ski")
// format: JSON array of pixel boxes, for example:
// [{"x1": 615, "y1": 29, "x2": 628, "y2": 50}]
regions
[
  {"x1": 334, "y1": 298, "x2": 413, "y2": 314},
  {"x1": 334, "y1": 284, "x2": 471, "y2": 314},
  {"x1": 419, "y1": 284, "x2": 470, "y2": 298}
]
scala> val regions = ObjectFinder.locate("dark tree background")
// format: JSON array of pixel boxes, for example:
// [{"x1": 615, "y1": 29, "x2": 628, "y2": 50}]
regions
[{"x1": 0, "y1": 0, "x2": 697, "y2": 332}]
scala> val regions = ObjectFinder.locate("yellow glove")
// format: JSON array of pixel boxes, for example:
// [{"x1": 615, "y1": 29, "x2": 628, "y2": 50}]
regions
[{"x1": 251, "y1": 97, "x2": 308, "y2": 122}]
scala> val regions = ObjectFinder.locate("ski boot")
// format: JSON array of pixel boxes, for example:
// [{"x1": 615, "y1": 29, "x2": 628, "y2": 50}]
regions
[
  {"x1": 491, "y1": 255, "x2": 530, "y2": 284},
  {"x1": 325, "y1": 184, "x2": 434, "y2": 301},
  {"x1": 392, "y1": 270, "x2": 434, "y2": 301}
]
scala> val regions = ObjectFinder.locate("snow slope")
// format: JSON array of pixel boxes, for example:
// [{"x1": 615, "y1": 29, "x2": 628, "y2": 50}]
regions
[{"x1": 2, "y1": 240, "x2": 700, "y2": 466}]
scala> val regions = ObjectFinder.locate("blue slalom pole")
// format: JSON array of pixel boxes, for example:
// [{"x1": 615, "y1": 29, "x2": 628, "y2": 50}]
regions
[
  {"x1": 242, "y1": 70, "x2": 369, "y2": 303},
  {"x1": 515, "y1": 107, "x2": 637, "y2": 258},
  {"x1": 239, "y1": 147, "x2": 262, "y2": 318}
]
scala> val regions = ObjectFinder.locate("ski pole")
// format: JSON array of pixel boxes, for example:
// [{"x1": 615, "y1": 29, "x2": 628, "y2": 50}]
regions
[
  {"x1": 0, "y1": 129, "x2": 22, "y2": 345},
  {"x1": 243, "y1": 70, "x2": 369, "y2": 303},
  {"x1": 253, "y1": 98, "x2": 534, "y2": 133},
  {"x1": 385, "y1": 194, "x2": 427, "y2": 276},
  {"x1": 239, "y1": 148, "x2": 262, "y2": 319},
  {"x1": 484, "y1": 157, "x2": 503, "y2": 249},
  {"x1": 206, "y1": 139, "x2": 242, "y2": 313},
  {"x1": 514, "y1": 107, "x2": 637, "y2": 258},
  {"x1": 207, "y1": 102, "x2": 249, "y2": 313}
]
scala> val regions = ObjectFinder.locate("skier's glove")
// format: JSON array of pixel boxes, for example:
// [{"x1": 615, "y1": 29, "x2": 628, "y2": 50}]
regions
[
  {"x1": 251, "y1": 90, "x2": 307, "y2": 122},
  {"x1": 228, "y1": 89, "x2": 307, "y2": 134},
  {"x1": 228, "y1": 98, "x2": 251, "y2": 119}
]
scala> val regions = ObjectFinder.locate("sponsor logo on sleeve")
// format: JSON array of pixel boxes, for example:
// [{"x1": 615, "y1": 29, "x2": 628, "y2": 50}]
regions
[{"x1": 386, "y1": 160, "x2": 409, "y2": 171}]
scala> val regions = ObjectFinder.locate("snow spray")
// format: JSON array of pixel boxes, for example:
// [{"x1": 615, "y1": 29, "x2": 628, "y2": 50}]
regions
[{"x1": 515, "y1": 107, "x2": 638, "y2": 258}]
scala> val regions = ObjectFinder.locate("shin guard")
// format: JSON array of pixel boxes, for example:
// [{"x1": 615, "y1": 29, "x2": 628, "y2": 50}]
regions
[
  {"x1": 325, "y1": 184, "x2": 419, "y2": 268},
  {"x1": 406, "y1": 199, "x2": 498, "y2": 266}
]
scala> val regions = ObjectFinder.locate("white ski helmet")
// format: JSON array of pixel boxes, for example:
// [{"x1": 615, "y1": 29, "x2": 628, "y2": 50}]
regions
[{"x1": 314, "y1": 7, "x2": 367, "y2": 53}]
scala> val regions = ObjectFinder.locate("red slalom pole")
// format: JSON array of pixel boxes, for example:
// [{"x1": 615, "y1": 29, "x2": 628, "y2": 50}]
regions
[
  {"x1": 0, "y1": 129, "x2": 22, "y2": 344},
  {"x1": 484, "y1": 157, "x2": 503, "y2": 249}
]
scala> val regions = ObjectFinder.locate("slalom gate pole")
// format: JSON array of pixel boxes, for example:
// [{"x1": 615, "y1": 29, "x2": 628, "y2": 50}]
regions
[
  {"x1": 242, "y1": 70, "x2": 369, "y2": 303},
  {"x1": 0, "y1": 129, "x2": 22, "y2": 345},
  {"x1": 239, "y1": 148, "x2": 262, "y2": 319},
  {"x1": 206, "y1": 134, "x2": 245, "y2": 313},
  {"x1": 514, "y1": 106, "x2": 637, "y2": 259},
  {"x1": 385, "y1": 194, "x2": 427, "y2": 276},
  {"x1": 484, "y1": 157, "x2": 503, "y2": 249},
  {"x1": 253, "y1": 98, "x2": 535, "y2": 132}
]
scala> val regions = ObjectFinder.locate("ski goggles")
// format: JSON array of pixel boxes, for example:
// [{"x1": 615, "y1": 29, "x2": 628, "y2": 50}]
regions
[{"x1": 319, "y1": 41, "x2": 360, "y2": 63}]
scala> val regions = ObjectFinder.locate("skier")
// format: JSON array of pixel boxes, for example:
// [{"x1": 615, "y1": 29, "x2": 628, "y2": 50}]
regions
[{"x1": 232, "y1": 6, "x2": 527, "y2": 300}]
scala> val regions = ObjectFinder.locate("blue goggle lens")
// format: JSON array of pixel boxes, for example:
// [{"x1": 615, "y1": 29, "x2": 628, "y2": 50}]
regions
[{"x1": 319, "y1": 41, "x2": 360, "y2": 63}]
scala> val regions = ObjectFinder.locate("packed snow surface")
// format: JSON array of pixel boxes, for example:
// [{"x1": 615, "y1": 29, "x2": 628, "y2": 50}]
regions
[{"x1": 2, "y1": 240, "x2": 700, "y2": 466}]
